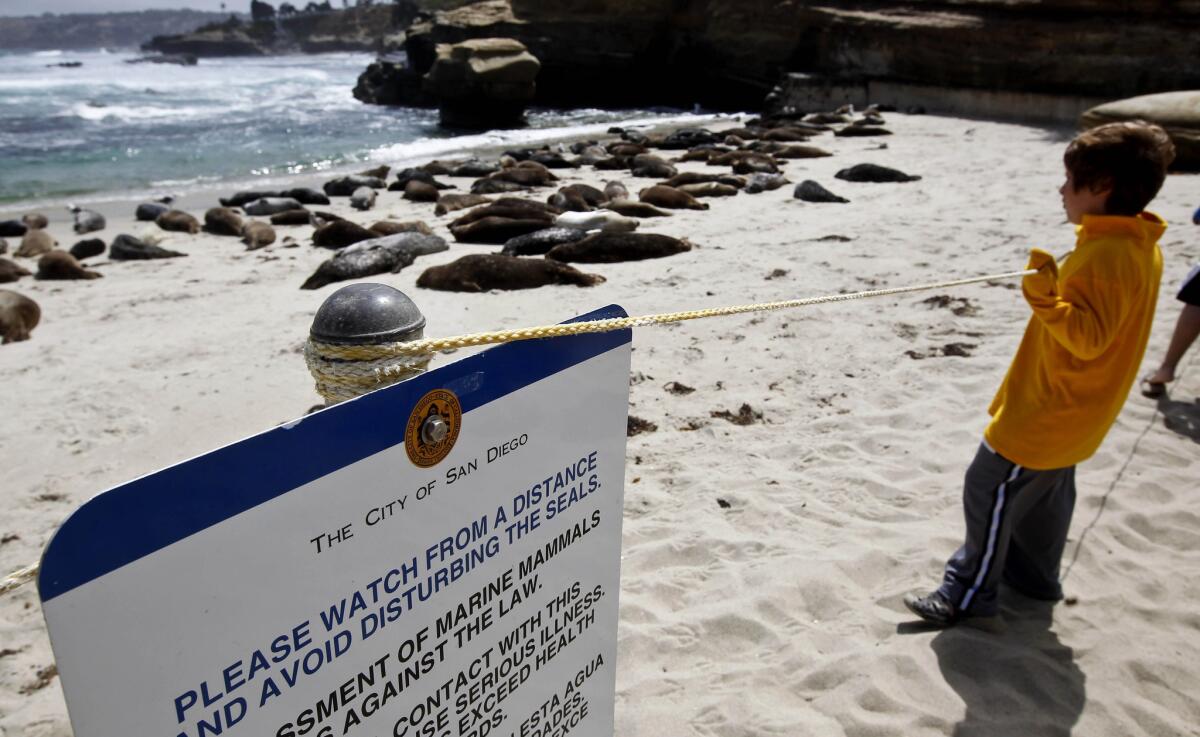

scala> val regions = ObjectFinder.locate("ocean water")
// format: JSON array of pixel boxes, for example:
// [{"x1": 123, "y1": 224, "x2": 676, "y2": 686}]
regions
[{"x1": 0, "y1": 50, "x2": 711, "y2": 208}]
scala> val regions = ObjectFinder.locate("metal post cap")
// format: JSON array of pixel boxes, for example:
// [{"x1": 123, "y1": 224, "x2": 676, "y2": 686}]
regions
[{"x1": 309, "y1": 283, "x2": 426, "y2": 345}]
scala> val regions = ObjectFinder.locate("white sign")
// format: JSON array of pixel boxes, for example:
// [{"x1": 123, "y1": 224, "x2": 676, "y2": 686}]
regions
[{"x1": 38, "y1": 305, "x2": 632, "y2": 737}]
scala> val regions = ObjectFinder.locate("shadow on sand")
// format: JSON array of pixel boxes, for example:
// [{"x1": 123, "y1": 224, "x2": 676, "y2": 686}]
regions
[
  {"x1": 1157, "y1": 393, "x2": 1200, "y2": 443},
  {"x1": 899, "y1": 590, "x2": 1085, "y2": 736}
]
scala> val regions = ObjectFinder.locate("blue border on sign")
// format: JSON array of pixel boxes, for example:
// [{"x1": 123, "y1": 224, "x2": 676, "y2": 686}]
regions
[{"x1": 38, "y1": 304, "x2": 630, "y2": 602}]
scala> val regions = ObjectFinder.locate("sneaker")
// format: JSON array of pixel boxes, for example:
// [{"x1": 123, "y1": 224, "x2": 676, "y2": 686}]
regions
[{"x1": 903, "y1": 590, "x2": 959, "y2": 627}]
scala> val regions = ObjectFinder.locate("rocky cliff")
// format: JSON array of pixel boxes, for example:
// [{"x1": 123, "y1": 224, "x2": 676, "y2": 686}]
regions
[{"x1": 355, "y1": 0, "x2": 1200, "y2": 111}]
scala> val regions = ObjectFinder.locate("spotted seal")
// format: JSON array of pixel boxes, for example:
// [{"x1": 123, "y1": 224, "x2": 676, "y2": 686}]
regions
[
  {"x1": 71, "y1": 206, "x2": 106, "y2": 234},
  {"x1": 301, "y1": 233, "x2": 449, "y2": 290},
  {"x1": 500, "y1": 227, "x2": 590, "y2": 256}
]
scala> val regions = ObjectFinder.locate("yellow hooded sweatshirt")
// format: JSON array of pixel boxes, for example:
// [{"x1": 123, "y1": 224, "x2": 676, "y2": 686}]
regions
[{"x1": 984, "y1": 212, "x2": 1165, "y2": 470}]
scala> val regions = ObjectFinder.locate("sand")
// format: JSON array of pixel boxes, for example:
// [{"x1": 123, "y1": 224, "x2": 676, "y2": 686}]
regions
[{"x1": 2, "y1": 112, "x2": 1199, "y2": 736}]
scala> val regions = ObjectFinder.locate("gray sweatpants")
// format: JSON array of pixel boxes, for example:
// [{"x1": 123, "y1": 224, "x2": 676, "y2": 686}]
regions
[{"x1": 937, "y1": 442, "x2": 1076, "y2": 617}]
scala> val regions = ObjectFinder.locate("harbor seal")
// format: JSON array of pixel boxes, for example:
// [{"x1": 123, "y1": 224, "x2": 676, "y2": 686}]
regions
[
  {"x1": 391, "y1": 168, "x2": 453, "y2": 191},
  {"x1": 204, "y1": 207, "x2": 244, "y2": 236},
  {"x1": 219, "y1": 190, "x2": 282, "y2": 207},
  {"x1": 404, "y1": 180, "x2": 440, "y2": 202},
  {"x1": 156, "y1": 210, "x2": 201, "y2": 234},
  {"x1": 451, "y1": 199, "x2": 559, "y2": 227},
  {"x1": 0, "y1": 290, "x2": 40, "y2": 344},
  {"x1": 301, "y1": 233, "x2": 449, "y2": 290},
  {"x1": 0, "y1": 221, "x2": 26, "y2": 238},
  {"x1": 369, "y1": 220, "x2": 434, "y2": 237},
  {"x1": 0, "y1": 258, "x2": 31, "y2": 283},
  {"x1": 313, "y1": 220, "x2": 377, "y2": 249},
  {"x1": 281, "y1": 188, "x2": 330, "y2": 205},
  {"x1": 603, "y1": 181, "x2": 629, "y2": 201},
  {"x1": 794, "y1": 180, "x2": 849, "y2": 203},
  {"x1": 71, "y1": 206, "x2": 105, "y2": 234},
  {"x1": 270, "y1": 209, "x2": 314, "y2": 226},
  {"x1": 472, "y1": 178, "x2": 530, "y2": 194},
  {"x1": 638, "y1": 185, "x2": 709, "y2": 210},
  {"x1": 561, "y1": 184, "x2": 607, "y2": 207},
  {"x1": 243, "y1": 198, "x2": 304, "y2": 216},
  {"x1": 835, "y1": 164, "x2": 921, "y2": 182},
  {"x1": 835, "y1": 125, "x2": 892, "y2": 137},
  {"x1": 109, "y1": 234, "x2": 186, "y2": 260},
  {"x1": 435, "y1": 194, "x2": 492, "y2": 215},
  {"x1": 660, "y1": 128, "x2": 720, "y2": 149},
  {"x1": 69, "y1": 238, "x2": 106, "y2": 260},
  {"x1": 450, "y1": 217, "x2": 552, "y2": 244},
  {"x1": 323, "y1": 175, "x2": 385, "y2": 197},
  {"x1": 449, "y1": 160, "x2": 500, "y2": 178},
  {"x1": 489, "y1": 167, "x2": 558, "y2": 187},
  {"x1": 744, "y1": 173, "x2": 790, "y2": 194},
  {"x1": 662, "y1": 172, "x2": 744, "y2": 188},
  {"x1": 548, "y1": 189, "x2": 591, "y2": 213},
  {"x1": 136, "y1": 202, "x2": 170, "y2": 221},
  {"x1": 241, "y1": 221, "x2": 276, "y2": 250},
  {"x1": 602, "y1": 199, "x2": 673, "y2": 217},
  {"x1": 22, "y1": 213, "x2": 48, "y2": 230},
  {"x1": 500, "y1": 227, "x2": 590, "y2": 256},
  {"x1": 731, "y1": 154, "x2": 781, "y2": 175},
  {"x1": 554, "y1": 210, "x2": 640, "y2": 232},
  {"x1": 36, "y1": 250, "x2": 102, "y2": 280},
  {"x1": 358, "y1": 164, "x2": 390, "y2": 180},
  {"x1": 417, "y1": 254, "x2": 604, "y2": 292},
  {"x1": 677, "y1": 182, "x2": 738, "y2": 198},
  {"x1": 15, "y1": 229, "x2": 56, "y2": 258},
  {"x1": 546, "y1": 232, "x2": 693, "y2": 263},
  {"x1": 631, "y1": 154, "x2": 677, "y2": 179},
  {"x1": 350, "y1": 187, "x2": 377, "y2": 211},
  {"x1": 529, "y1": 151, "x2": 577, "y2": 169}
]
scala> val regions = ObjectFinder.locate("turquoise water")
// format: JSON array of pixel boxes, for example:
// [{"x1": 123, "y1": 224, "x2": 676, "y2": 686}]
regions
[{"x1": 0, "y1": 50, "x2": 701, "y2": 207}]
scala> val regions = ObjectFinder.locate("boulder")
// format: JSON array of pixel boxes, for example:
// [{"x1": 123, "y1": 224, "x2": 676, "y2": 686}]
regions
[
  {"x1": 425, "y1": 38, "x2": 540, "y2": 129},
  {"x1": 1080, "y1": 91, "x2": 1200, "y2": 171}
]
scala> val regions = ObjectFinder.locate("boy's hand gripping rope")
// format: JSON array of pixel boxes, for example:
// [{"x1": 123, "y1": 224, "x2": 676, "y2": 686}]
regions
[{"x1": 1, "y1": 266, "x2": 1036, "y2": 597}]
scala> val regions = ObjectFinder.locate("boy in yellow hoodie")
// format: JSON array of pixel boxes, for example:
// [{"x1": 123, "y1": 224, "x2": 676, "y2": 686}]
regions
[{"x1": 905, "y1": 121, "x2": 1176, "y2": 626}]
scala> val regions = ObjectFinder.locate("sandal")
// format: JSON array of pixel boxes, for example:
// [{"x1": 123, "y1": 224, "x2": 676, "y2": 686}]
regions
[{"x1": 1140, "y1": 377, "x2": 1167, "y2": 398}]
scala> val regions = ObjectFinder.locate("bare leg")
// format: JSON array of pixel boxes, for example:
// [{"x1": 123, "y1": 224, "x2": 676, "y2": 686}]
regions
[{"x1": 1147, "y1": 304, "x2": 1200, "y2": 384}]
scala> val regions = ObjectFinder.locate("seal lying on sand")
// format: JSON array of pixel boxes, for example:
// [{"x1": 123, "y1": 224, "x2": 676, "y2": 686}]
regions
[
  {"x1": 36, "y1": 250, "x2": 102, "y2": 280},
  {"x1": 489, "y1": 165, "x2": 558, "y2": 187},
  {"x1": 281, "y1": 188, "x2": 330, "y2": 206},
  {"x1": 0, "y1": 290, "x2": 40, "y2": 344},
  {"x1": 370, "y1": 220, "x2": 433, "y2": 236},
  {"x1": 204, "y1": 207, "x2": 244, "y2": 236},
  {"x1": 350, "y1": 187, "x2": 377, "y2": 211},
  {"x1": 548, "y1": 189, "x2": 591, "y2": 212},
  {"x1": 631, "y1": 154, "x2": 677, "y2": 178},
  {"x1": 435, "y1": 194, "x2": 492, "y2": 216},
  {"x1": 110, "y1": 234, "x2": 186, "y2": 260},
  {"x1": 241, "y1": 221, "x2": 276, "y2": 250},
  {"x1": 301, "y1": 233, "x2": 448, "y2": 290},
  {"x1": 156, "y1": 210, "x2": 201, "y2": 234},
  {"x1": 677, "y1": 182, "x2": 738, "y2": 198},
  {"x1": 392, "y1": 168, "x2": 453, "y2": 191},
  {"x1": 417, "y1": 254, "x2": 604, "y2": 292},
  {"x1": 0, "y1": 221, "x2": 26, "y2": 238},
  {"x1": 604, "y1": 181, "x2": 629, "y2": 201},
  {"x1": 220, "y1": 190, "x2": 281, "y2": 207},
  {"x1": 555, "y1": 211, "x2": 640, "y2": 232},
  {"x1": 22, "y1": 213, "x2": 48, "y2": 230},
  {"x1": 69, "y1": 238, "x2": 106, "y2": 260},
  {"x1": 244, "y1": 198, "x2": 304, "y2": 216},
  {"x1": 136, "y1": 202, "x2": 170, "y2": 221},
  {"x1": 71, "y1": 206, "x2": 105, "y2": 234},
  {"x1": 603, "y1": 200, "x2": 673, "y2": 217},
  {"x1": 744, "y1": 173, "x2": 790, "y2": 194},
  {"x1": 450, "y1": 217, "x2": 552, "y2": 244},
  {"x1": 662, "y1": 172, "x2": 745, "y2": 189},
  {"x1": 639, "y1": 185, "x2": 710, "y2": 210},
  {"x1": 403, "y1": 181, "x2": 441, "y2": 202},
  {"x1": 358, "y1": 165, "x2": 390, "y2": 180},
  {"x1": 313, "y1": 220, "x2": 377, "y2": 249},
  {"x1": 472, "y1": 179, "x2": 529, "y2": 194},
  {"x1": 270, "y1": 209, "x2": 313, "y2": 226},
  {"x1": 324, "y1": 175, "x2": 385, "y2": 197},
  {"x1": 835, "y1": 164, "x2": 921, "y2": 182},
  {"x1": 15, "y1": 230, "x2": 56, "y2": 258},
  {"x1": 0, "y1": 258, "x2": 31, "y2": 283},
  {"x1": 546, "y1": 232, "x2": 693, "y2": 263},
  {"x1": 794, "y1": 180, "x2": 849, "y2": 203},
  {"x1": 500, "y1": 227, "x2": 590, "y2": 256},
  {"x1": 452, "y1": 199, "x2": 559, "y2": 227}
]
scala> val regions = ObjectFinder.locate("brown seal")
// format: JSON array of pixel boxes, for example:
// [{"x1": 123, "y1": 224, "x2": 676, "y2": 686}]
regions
[
  {"x1": 451, "y1": 199, "x2": 559, "y2": 228},
  {"x1": 36, "y1": 250, "x2": 102, "y2": 280},
  {"x1": 449, "y1": 217, "x2": 552, "y2": 245},
  {"x1": 546, "y1": 232, "x2": 693, "y2": 263},
  {"x1": 662, "y1": 172, "x2": 745, "y2": 189},
  {"x1": 404, "y1": 180, "x2": 440, "y2": 202},
  {"x1": 204, "y1": 207, "x2": 244, "y2": 236},
  {"x1": 358, "y1": 164, "x2": 390, "y2": 180},
  {"x1": 603, "y1": 200, "x2": 673, "y2": 217},
  {"x1": 630, "y1": 154, "x2": 677, "y2": 179},
  {"x1": 0, "y1": 289, "x2": 40, "y2": 344},
  {"x1": 416, "y1": 254, "x2": 604, "y2": 292},
  {"x1": 370, "y1": 221, "x2": 434, "y2": 236},
  {"x1": 638, "y1": 185, "x2": 710, "y2": 211},
  {"x1": 489, "y1": 167, "x2": 558, "y2": 187},
  {"x1": 270, "y1": 209, "x2": 314, "y2": 226},
  {"x1": 677, "y1": 182, "x2": 738, "y2": 198},
  {"x1": 313, "y1": 220, "x2": 376, "y2": 249},
  {"x1": 22, "y1": 213, "x2": 49, "y2": 230},
  {"x1": 561, "y1": 184, "x2": 606, "y2": 207},
  {"x1": 0, "y1": 257, "x2": 31, "y2": 283},
  {"x1": 156, "y1": 210, "x2": 201, "y2": 234},
  {"x1": 548, "y1": 190, "x2": 591, "y2": 213},
  {"x1": 15, "y1": 229, "x2": 56, "y2": 258},
  {"x1": 242, "y1": 221, "x2": 276, "y2": 250},
  {"x1": 435, "y1": 194, "x2": 492, "y2": 216}
]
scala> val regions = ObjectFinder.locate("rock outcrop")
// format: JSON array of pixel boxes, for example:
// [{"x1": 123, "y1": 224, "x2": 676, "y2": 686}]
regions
[
  {"x1": 354, "y1": 0, "x2": 1200, "y2": 113},
  {"x1": 426, "y1": 38, "x2": 540, "y2": 128},
  {"x1": 1081, "y1": 92, "x2": 1200, "y2": 172}
]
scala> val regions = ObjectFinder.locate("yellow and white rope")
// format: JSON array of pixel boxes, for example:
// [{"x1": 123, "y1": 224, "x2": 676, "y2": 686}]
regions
[{"x1": 3, "y1": 265, "x2": 1036, "y2": 598}]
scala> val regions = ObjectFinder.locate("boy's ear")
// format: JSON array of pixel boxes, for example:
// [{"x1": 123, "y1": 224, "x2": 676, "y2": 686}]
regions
[{"x1": 1088, "y1": 177, "x2": 1114, "y2": 197}]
